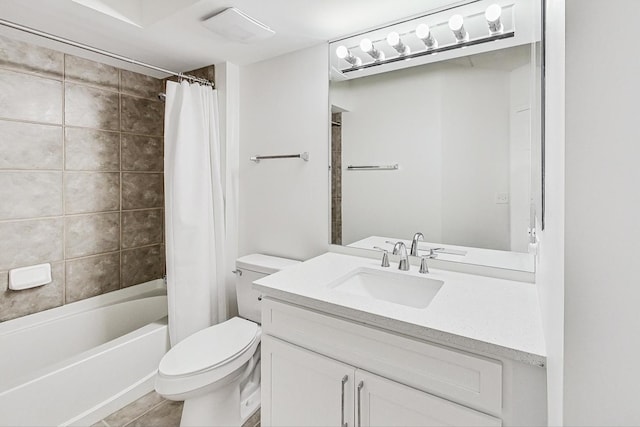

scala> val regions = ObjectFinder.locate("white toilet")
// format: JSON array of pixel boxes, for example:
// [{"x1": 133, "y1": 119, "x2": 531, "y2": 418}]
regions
[{"x1": 155, "y1": 254, "x2": 299, "y2": 427}]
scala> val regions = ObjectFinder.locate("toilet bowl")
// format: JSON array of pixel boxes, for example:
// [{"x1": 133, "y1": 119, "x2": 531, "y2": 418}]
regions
[{"x1": 155, "y1": 254, "x2": 299, "y2": 427}]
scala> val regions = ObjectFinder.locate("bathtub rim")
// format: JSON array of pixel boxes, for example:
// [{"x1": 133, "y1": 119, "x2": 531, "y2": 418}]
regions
[{"x1": 0, "y1": 279, "x2": 166, "y2": 336}]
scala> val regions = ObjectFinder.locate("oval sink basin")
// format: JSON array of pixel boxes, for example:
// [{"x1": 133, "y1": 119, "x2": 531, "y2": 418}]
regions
[{"x1": 328, "y1": 267, "x2": 443, "y2": 309}]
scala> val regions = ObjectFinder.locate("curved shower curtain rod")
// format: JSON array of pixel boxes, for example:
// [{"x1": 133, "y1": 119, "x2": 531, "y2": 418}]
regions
[{"x1": 0, "y1": 18, "x2": 215, "y2": 88}]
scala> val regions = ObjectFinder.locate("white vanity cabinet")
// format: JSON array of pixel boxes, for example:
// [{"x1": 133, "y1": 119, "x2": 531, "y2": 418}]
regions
[
  {"x1": 262, "y1": 335, "x2": 354, "y2": 427},
  {"x1": 259, "y1": 298, "x2": 525, "y2": 427},
  {"x1": 355, "y1": 369, "x2": 500, "y2": 427},
  {"x1": 262, "y1": 335, "x2": 500, "y2": 427}
]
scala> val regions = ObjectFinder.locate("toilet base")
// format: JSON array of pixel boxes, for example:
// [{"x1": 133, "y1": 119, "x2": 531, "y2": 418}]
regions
[
  {"x1": 178, "y1": 381, "x2": 261, "y2": 427},
  {"x1": 180, "y1": 382, "x2": 241, "y2": 427},
  {"x1": 240, "y1": 388, "x2": 261, "y2": 424}
]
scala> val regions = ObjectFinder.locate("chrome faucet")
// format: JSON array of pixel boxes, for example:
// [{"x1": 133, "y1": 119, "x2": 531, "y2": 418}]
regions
[
  {"x1": 392, "y1": 242, "x2": 410, "y2": 271},
  {"x1": 410, "y1": 232, "x2": 424, "y2": 256}
]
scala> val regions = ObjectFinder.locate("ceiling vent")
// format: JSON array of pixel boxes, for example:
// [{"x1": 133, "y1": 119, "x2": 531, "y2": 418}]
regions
[{"x1": 202, "y1": 8, "x2": 275, "y2": 44}]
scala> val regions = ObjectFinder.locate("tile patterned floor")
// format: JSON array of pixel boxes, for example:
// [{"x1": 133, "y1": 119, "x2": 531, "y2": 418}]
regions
[{"x1": 92, "y1": 391, "x2": 260, "y2": 427}]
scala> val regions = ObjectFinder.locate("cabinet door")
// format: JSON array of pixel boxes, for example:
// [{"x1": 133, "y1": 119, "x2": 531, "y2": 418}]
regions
[
  {"x1": 262, "y1": 335, "x2": 355, "y2": 427},
  {"x1": 355, "y1": 370, "x2": 501, "y2": 427}
]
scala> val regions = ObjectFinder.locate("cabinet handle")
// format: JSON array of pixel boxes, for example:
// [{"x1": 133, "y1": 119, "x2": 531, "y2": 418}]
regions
[
  {"x1": 357, "y1": 381, "x2": 364, "y2": 427},
  {"x1": 341, "y1": 375, "x2": 348, "y2": 427}
]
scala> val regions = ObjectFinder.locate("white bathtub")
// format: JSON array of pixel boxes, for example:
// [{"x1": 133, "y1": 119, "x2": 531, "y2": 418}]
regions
[{"x1": 0, "y1": 280, "x2": 170, "y2": 427}]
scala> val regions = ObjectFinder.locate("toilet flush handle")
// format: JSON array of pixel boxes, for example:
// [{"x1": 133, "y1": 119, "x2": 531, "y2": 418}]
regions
[{"x1": 231, "y1": 269, "x2": 242, "y2": 276}]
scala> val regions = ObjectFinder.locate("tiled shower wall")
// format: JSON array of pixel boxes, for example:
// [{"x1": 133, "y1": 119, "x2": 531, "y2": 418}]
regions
[
  {"x1": 0, "y1": 35, "x2": 165, "y2": 322},
  {"x1": 331, "y1": 112, "x2": 342, "y2": 245}
]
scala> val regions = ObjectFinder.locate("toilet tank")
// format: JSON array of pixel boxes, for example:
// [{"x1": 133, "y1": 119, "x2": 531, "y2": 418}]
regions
[{"x1": 235, "y1": 254, "x2": 300, "y2": 323}]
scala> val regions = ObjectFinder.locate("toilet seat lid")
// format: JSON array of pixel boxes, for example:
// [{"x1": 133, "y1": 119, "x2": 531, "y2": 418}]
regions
[{"x1": 159, "y1": 317, "x2": 258, "y2": 377}]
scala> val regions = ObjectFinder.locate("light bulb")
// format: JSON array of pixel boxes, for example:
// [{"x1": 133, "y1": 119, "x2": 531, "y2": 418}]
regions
[
  {"x1": 448, "y1": 14, "x2": 468, "y2": 43},
  {"x1": 485, "y1": 4, "x2": 503, "y2": 34},
  {"x1": 360, "y1": 38, "x2": 373, "y2": 53},
  {"x1": 386, "y1": 31, "x2": 410, "y2": 56},
  {"x1": 415, "y1": 23, "x2": 437, "y2": 49},
  {"x1": 335, "y1": 45, "x2": 362, "y2": 67},
  {"x1": 336, "y1": 45, "x2": 349, "y2": 59},
  {"x1": 359, "y1": 38, "x2": 385, "y2": 61},
  {"x1": 387, "y1": 32, "x2": 400, "y2": 46}
]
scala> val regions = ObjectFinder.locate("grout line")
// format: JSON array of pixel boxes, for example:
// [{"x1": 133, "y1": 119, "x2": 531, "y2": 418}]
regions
[
  {"x1": 0, "y1": 64, "x2": 63, "y2": 82},
  {"x1": 0, "y1": 119, "x2": 162, "y2": 139},
  {"x1": 122, "y1": 399, "x2": 170, "y2": 427},
  {"x1": 65, "y1": 79, "x2": 161, "y2": 102},
  {"x1": 119, "y1": 81, "x2": 123, "y2": 291},
  {"x1": 121, "y1": 242, "x2": 164, "y2": 252},
  {"x1": 0, "y1": 169, "x2": 163, "y2": 174},
  {"x1": 65, "y1": 250, "x2": 121, "y2": 262},
  {"x1": 0, "y1": 205, "x2": 165, "y2": 224},
  {"x1": 0, "y1": 168, "x2": 62, "y2": 172},
  {"x1": 62, "y1": 53, "x2": 67, "y2": 305},
  {"x1": 0, "y1": 117, "x2": 62, "y2": 127},
  {"x1": 0, "y1": 169, "x2": 63, "y2": 173}
]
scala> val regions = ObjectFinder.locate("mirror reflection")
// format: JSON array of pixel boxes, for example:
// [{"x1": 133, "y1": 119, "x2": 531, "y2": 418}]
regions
[{"x1": 330, "y1": 45, "x2": 537, "y2": 255}]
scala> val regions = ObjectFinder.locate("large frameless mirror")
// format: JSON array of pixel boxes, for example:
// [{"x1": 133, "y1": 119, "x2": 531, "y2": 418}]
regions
[{"x1": 329, "y1": 0, "x2": 542, "y2": 271}]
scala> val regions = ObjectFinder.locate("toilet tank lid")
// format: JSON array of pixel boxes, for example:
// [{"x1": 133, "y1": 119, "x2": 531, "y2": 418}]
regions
[{"x1": 236, "y1": 254, "x2": 300, "y2": 274}]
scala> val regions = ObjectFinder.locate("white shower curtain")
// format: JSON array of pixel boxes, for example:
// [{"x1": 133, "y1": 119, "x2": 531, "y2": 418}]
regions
[{"x1": 164, "y1": 80, "x2": 227, "y2": 345}]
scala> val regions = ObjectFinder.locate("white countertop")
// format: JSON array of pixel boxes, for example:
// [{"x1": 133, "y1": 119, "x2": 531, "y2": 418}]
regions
[{"x1": 254, "y1": 252, "x2": 546, "y2": 367}]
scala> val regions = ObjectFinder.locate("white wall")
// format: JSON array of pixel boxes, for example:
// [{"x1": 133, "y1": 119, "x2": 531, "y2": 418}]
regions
[
  {"x1": 238, "y1": 44, "x2": 329, "y2": 261},
  {"x1": 563, "y1": 1, "x2": 640, "y2": 424},
  {"x1": 535, "y1": 0, "x2": 565, "y2": 424},
  {"x1": 336, "y1": 62, "x2": 514, "y2": 250},
  {"x1": 216, "y1": 61, "x2": 240, "y2": 317}
]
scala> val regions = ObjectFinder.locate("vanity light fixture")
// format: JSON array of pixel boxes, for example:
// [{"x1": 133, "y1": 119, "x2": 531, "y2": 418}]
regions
[
  {"x1": 448, "y1": 14, "x2": 469, "y2": 42},
  {"x1": 415, "y1": 23, "x2": 438, "y2": 49},
  {"x1": 386, "y1": 31, "x2": 410, "y2": 56},
  {"x1": 360, "y1": 38, "x2": 385, "y2": 61},
  {"x1": 336, "y1": 45, "x2": 362, "y2": 67},
  {"x1": 333, "y1": 4, "x2": 516, "y2": 75},
  {"x1": 485, "y1": 4, "x2": 504, "y2": 35}
]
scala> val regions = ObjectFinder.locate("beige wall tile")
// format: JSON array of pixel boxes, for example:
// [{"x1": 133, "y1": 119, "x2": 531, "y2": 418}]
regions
[
  {"x1": 122, "y1": 173, "x2": 163, "y2": 209},
  {"x1": 121, "y1": 133, "x2": 163, "y2": 171},
  {"x1": 66, "y1": 213, "x2": 120, "y2": 258},
  {"x1": 65, "y1": 83, "x2": 119, "y2": 131},
  {"x1": 65, "y1": 128, "x2": 120, "y2": 171},
  {"x1": 0, "y1": 120, "x2": 62, "y2": 170},
  {"x1": 0, "y1": 34, "x2": 63, "y2": 79},
  {"x1": 121, "y1": 95, "x2": 163, "y2": 136},
  {"x1": 65, "y1": 55, "x2": 119, "y2": 91},
  {"x1": 120, "y1": 70, "x2": 162, "y2": 100},
  {"x1": 0, "y1": 172, "x2": 62, "y2": 220},
  {"x1": 65, "y1": 172, "x2": 120, "y2": 214},
  {"x1": 121, "y1": 245, "x2": 164, "y2": 287},
  {"x1": 0, "y1": 262, "x2": 64, "y2": 322},
  {"x1": 0, "y1": 34, "x2": 166, "y2": 321},
  {"x1": 122, "y1": 209, "x2": 163, "y2": 249},
  {"x1": 0, "y1": 218, "x2": 64, "y2": 270},
  {"x1": 65, "y1": 253, "x2": 120, "y2": 302},
  {"x1": 0, "y1": 69, "x2": 62, "y2": 124}
]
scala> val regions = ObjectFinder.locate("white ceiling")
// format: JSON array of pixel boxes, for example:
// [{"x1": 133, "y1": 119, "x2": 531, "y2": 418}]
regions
[{"x1": 0, "y1": 0, "x2": 472, "y2": 78}]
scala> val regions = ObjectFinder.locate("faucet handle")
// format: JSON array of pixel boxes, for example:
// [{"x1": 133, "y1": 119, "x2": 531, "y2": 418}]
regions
[
  {"x1": 373, "y1": 246, "x2": 390, "y2": 267},
  {"x1": 425, "y1": 248, "x2": 438, "y2": 258},
  {"x1": 419, "y1": 255, "x2": 430, "y2": 274}
]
